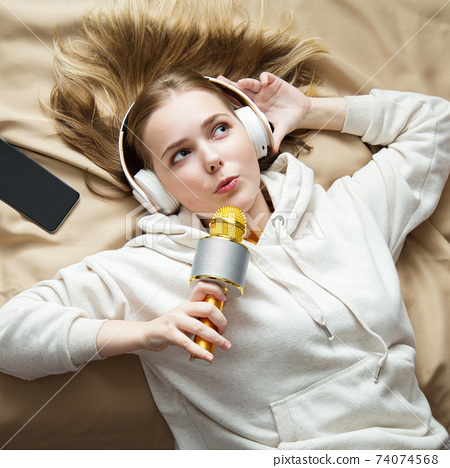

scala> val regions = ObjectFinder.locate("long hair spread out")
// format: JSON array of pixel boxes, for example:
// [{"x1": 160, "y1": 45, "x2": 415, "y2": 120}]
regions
[{"x1": 45, "y1": 0, "x2": 328, "y2": 195}]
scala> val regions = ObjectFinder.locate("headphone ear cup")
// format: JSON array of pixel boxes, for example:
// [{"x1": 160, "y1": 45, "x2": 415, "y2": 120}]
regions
[
  {"x1": 234, "y1": 106, "x2": 271, "y2": 158},
  {"x1": 134, "y1": 169, "x2": 180, "y2": 215}
]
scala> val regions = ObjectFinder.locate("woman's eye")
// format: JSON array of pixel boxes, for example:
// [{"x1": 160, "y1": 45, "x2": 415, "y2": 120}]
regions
[
  {"x1": 213, "y1": 124, "x2": 229, "y2": 138},
  {"x1": 172, "y1": 149, "x2": 190, "y2": 164}
]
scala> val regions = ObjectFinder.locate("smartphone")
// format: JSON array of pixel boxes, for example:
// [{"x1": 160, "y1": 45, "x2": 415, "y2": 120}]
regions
[{"x1": 0, "y1": 138, "x2": 80, "y2": 233}]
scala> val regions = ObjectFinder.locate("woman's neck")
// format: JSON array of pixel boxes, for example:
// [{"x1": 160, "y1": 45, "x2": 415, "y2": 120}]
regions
[{"x1": 245, "y1": 192, "x2": 273, "y2": 232}]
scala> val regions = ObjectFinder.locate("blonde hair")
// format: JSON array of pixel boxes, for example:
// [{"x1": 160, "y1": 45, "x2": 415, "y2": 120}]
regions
[{"x1": 45, "y1": 0, "x2": 327, "y2": 195}]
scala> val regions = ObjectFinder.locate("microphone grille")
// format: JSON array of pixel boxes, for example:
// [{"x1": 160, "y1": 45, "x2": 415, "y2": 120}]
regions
[{"x1": 209, "y1": 206, "x2": 246, "y2": 243}]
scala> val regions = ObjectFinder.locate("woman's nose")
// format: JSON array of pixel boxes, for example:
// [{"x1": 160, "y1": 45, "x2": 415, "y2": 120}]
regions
[{"x1": 203, "y1": 147, "x2": 224, "y2": 173}]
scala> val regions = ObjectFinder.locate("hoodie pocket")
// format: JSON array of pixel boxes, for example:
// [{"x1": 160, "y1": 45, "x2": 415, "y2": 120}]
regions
[{"x1": 270, "y1": 351, "x2": 431, "y2": 446}]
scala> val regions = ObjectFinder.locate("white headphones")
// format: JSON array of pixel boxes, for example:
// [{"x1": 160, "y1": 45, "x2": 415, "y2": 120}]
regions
[{"x1": 119, "y1": 76, "x2": 274, "y2": 214}]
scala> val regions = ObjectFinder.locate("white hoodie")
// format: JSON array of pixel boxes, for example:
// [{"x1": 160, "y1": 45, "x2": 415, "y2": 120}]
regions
[{"x1": 0, "y1": 90, "x2": 449, "y2": 449}]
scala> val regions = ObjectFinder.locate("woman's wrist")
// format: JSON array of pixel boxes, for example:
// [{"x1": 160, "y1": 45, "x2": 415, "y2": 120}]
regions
[
  {"x1": 301, "y1": 96, "x2": 347, "y2": 131},
  {"x1": 96, "y1": 320, "x2": 146, "y2": 357}
]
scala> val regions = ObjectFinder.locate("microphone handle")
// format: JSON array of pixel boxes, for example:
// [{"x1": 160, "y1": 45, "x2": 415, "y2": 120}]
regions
[{"x1": 190, "y1": 296, "x2": 224, "y2": 364}]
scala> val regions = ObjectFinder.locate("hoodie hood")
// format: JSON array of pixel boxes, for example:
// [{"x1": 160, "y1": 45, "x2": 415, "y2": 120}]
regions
[
  {"x1": 126, "y1": 202, "x2": 206, "y2": 264},
  {"x1": 260, "y1": 153, "x2": 316, "y2": 236}
]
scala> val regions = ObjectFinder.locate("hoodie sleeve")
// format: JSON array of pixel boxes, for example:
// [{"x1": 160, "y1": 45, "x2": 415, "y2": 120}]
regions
[
  {"x1": 0, "y1": 252, "x2": 130, "y2": 380},
  {"x1": 335, "y1": 89, "x2": 450, "y2": 260}
]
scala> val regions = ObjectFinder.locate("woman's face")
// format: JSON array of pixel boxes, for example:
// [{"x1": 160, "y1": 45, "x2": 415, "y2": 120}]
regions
[{"x1": 141, "y1": 90, "x2": 270, "y2": 220}]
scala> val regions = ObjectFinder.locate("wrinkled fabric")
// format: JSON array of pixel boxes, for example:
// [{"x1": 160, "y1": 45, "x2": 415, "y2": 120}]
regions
[{"x1": 1, "y1": 90, "x2": 449, "y2": 449}]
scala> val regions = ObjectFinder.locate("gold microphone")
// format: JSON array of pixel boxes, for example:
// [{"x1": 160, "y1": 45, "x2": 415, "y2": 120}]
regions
[{"x1": 189, "y1": 206, "x2": 250, "y2": 364}]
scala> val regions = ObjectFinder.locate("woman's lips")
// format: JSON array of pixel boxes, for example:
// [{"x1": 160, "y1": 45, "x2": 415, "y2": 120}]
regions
[{"x1": 215, "y1": 176, "x2": 239, "y2": 194}]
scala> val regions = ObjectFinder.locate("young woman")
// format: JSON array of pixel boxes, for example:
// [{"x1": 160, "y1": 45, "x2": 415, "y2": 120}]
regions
[{"x1": 1, "y1": 66, "x2": 449, "y2": 449}]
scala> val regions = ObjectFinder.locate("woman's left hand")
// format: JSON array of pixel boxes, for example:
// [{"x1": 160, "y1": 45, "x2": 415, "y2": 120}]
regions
[{"x1": 218, "y1": 72, "x2": 311, "y2": 152}]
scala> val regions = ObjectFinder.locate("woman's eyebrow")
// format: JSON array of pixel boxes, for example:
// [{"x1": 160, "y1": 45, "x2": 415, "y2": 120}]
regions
[
  {"x1": 200, "y1": 112, "x2": 229, "y2": 129},
  {"x1": 161, "y1": 138, "x2": 188, "y2": 160}
]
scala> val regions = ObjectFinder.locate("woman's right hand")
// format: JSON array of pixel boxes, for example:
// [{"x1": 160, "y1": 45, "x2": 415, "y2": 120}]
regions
[
  {"x1": 218, "y1": 72, "x2": 311, "y2": 152},
  {"x1": 96, "y1": 281, "x2": 231, "y2": 363},
  {"x1": 218, "y1": 72, "x2": 346, "y2": 151}
]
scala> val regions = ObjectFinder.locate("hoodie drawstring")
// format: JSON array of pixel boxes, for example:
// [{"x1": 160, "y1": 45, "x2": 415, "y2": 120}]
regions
[
  {"x1": 252, "y1": 219, "x2": 336, "y2": 343},
  {"x1": 269, "y1": 214, "x2": 389, "y2": 383}
]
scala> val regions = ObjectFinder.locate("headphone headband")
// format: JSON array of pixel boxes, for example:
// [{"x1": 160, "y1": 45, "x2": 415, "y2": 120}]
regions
[{"x1": 119, "y1": 76, "x2": 273, "y2": 214}]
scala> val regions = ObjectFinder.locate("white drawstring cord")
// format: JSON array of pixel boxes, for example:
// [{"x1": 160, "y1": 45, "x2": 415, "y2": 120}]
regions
[{"x1": 273, "y1": 213, "x2": 388, "y2": 383}]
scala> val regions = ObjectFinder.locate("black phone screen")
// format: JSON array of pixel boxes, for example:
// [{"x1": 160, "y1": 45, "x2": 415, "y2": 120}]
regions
[{"x1": 0, "y1": 138, "x2": 80, "y2": 232}]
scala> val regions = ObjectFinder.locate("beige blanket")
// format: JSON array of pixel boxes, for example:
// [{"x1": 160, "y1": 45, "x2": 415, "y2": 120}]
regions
[{"x1": 0, "y1": 0, "x2": 448, "y2": 449}]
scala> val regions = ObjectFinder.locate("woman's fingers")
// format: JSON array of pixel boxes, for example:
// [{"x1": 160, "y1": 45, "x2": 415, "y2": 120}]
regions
[
  {"x1": 164, "y1": 304, "x2": 231, "y2": 359},
  {"x1": 237, "y1": 78, "x2": 262, "y2": 93},
  {"x1": 176, "y1": 308, "x2": 230, "y2": 348},
  {"x1": 216, "y1": 75, "x2": 235, "y2": 86},
  {"x1": 144, "y1": 300, "x2": 231, "y2": 357},
  {"x1": 183, "y1": 299, "x2": 228, "y2": 335},
  {"x1": 259, "y1": 71, "x2": 277, "y2": 86},
  {"x1": 189, "y1": 280, "x2": 227, "y2": 303},
  {"x1": 216, "y1": 75, "x2": 260, "y2": 101},
  {"x1": 179, "y1": 334, "x2": 215, "y2": 363}
]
